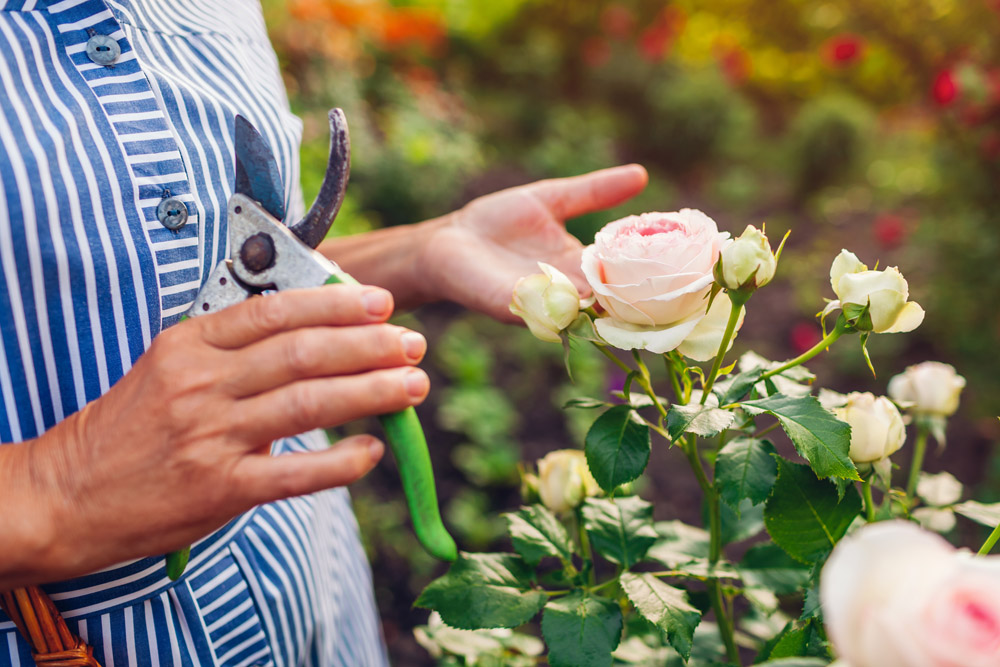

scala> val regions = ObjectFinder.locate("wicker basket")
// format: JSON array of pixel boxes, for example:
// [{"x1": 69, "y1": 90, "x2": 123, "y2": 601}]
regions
[{"x1": 0, "y1": 587, "x2": 102, "y2": 667}]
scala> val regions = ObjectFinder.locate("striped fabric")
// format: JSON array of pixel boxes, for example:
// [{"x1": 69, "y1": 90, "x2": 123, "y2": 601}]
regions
[{"x1": 0, "y1": 0, "x2": 388, "y2": 664}]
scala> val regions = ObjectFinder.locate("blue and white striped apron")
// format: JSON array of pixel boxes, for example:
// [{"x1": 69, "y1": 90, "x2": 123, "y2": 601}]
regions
[{"x1": 0, "y1": 0, "x2": 388, "y2": 664}]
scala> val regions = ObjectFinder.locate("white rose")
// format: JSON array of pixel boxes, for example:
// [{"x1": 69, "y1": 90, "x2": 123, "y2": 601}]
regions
[
  {"x1": 675, "y1": 294, "x2": 746, "y2": 362},
  {"x1": 509, "y1": 263, "x2": 580, "y2": 343},
  {"x1": 823, "y1": 249, "x2": 924, "y2": 333},
  {"x1": 715, "y1": 224, "x2": 777, "y2": 290},
  {"x1": 537, "y1": 450, "x2": 600, "y2": 514},
  {"x1": 581, "y1": 210, "x2": 731, "y2": 354},
  {"x1": 917, "y1": 472, "x2": 964, "y2": 507},
  {"x1": 834, "y1": 392, "x2": 906, "y2": 463},
  {"x1": 888, "y1": 361, "x2": 966, "y2": 418},
  {"x1": 822, "y1": 521, "x2": 1000, "y2": 667}
]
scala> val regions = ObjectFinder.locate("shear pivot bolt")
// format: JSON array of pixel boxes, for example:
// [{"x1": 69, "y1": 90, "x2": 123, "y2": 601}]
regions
[{"x1": 240, "y1": 233, "x2": 276, "y2": 273}]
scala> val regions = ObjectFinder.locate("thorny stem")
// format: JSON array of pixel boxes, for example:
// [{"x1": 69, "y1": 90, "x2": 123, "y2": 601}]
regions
[
  {"x1": 701, "y1": 295, "x2": 747, "y2": 403},
  {"x1": 905, "y1": 427, "x2": 930, "y2": 506},
  {"x1": 574, "y1": 509, "x2": 596, "y2": 587},
  {"x1": 595, "y1": 343, "x2": 633, "y2": 377},
  {"x1": 665, "y1": 354, "x2": 684, "y2": 404},
  {"x1": 760, "y1": 317, "x2": 849, "y2": 381},
  {"x1": 979, "y1": 521, "x2": 1000, "y2": 556},
  {"x1": 862, "y1": 480, "x2": 876, "y2": 523}
]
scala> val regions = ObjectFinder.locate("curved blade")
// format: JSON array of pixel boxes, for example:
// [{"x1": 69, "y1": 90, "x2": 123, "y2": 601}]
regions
[
  {"x1": 287, "y1": 108, "x2": 350, "y2": 249},
  {"x1": 234, "y1": 115, "x2": 286, "y2": 221}
]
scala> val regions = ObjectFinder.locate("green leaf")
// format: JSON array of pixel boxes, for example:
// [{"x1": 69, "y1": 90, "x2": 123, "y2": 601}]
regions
[
  {"x1": 620, "y1": 572, "x2": 702, "y2": 661},
  {"x1": 541, "y1": 591, "x2": 623, "y2": 667},
  {"x1": 581, "y1": 497, "x2": 658, "y2": 567},
  {"x1": 646, "y1": 521, "x2": 709, "y2": 568},
  {"x1": 738, "y1": 543, "x2": 811, "y2": 595},
  {"x1": 954, "y1": 500, "x2": 1000, "y2": 527},
  {"x1": 714, "y1": 368, "x2": 765, "y2": 405},
  {"x1": 667, "y1": 403, "x2": 735, "y2": 441},
  {"x1": 567, "y1": 312, "x2": 605, "y2": 343},
  {"x1": 715, "y1": 438, "x2": 778, "y2": 510},
  {"x1": 719, "y1": 497, "x2": 765, "y2": 545},
  {"x1": 764, "y1": 458, "x2": 862, "y2": 564},
  {"x1": 563, "y1": 397, "x2": 611, "y2": 410},
  {"x1": 585, "y1": 405, "x2": 651, "y2": 492},
  {"x1": 505, "y1": 505, "x2": 575, "y2": 567},
  {"x1": 416, "y1": 553, "x2": 547, "y2": 629},
  {"x1": 740, "y1": 395, "x2": 859, "y2": 481}
]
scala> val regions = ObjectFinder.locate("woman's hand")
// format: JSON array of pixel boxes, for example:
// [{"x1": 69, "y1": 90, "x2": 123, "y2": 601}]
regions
[
  {"x1": 421, "y1": 164, "x2": 648, "y2": 320},
  {"x1": 0, "y1": 284, "x2": 428, "y2": 587}
]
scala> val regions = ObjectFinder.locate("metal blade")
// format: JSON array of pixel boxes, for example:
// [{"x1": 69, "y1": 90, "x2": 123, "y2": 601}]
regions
[
  {"x1": 234, "y1": 115, "x2": 286, "y2": 222},
  {"x1": 287, "y1": 108, "x2": 350, "y2": 249}
]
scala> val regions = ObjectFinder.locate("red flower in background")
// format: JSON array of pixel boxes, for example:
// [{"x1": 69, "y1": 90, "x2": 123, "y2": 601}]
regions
[
  {"x1": 932, "y1": 70, "x2": 959, "y2": 106},
  {"x1": 790, "y1": 322, "x2": 823, "y2": 355},
  {"x1": 872, "y1": 213, "x2": 908, "y2": 250},
  {"x1": 601, "y1": 4, "x2": 635, "y2": 40},
  {"x1": 715, "y1": 41, "x2": 751, "y2": 84},
  {"x1": 638, "y1": 6, "x2": 686, "y2": 62},
  {"x1": 982, "y1": 132, "x2": 1000, "y2": 161},
  {"x1": 822, "y1": 33, "x2": 866, "y2": 67}
]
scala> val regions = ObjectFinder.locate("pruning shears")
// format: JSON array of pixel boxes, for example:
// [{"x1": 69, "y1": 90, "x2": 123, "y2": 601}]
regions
[{"x1": 164, "y1": 109, "x2": 457, "y2": 580}]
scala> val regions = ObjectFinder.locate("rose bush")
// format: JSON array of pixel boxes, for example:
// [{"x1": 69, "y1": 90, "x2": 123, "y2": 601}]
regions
[
  {"x1": 822, "y1": 521, "x2": 1000, "y2": 667},
  {"x1": 823, "y1": 249, "x2": 925, "y2": 333},
  {"x1": 581, "y1": 209, "x2": 736, "y2": 357}
]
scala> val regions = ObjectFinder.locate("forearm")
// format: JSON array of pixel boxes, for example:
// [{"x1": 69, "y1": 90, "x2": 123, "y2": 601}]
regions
[{"x1": 317, "y1": 215, "x2": 450, "y2": 311}]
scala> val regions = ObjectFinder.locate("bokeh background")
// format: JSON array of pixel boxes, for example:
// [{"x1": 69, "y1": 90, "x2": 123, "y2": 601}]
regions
[{"x1": 260, "y1": 0, "x2": 1000, "y2": 663}]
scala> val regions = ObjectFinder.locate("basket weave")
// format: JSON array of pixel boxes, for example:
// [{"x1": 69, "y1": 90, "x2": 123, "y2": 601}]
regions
[{"x1": 0, "y1": 586, "x2": 102, "y2": 667}]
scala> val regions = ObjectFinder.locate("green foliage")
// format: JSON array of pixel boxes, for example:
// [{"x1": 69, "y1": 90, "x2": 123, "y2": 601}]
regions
[
  {"x1": 715, "y1": 438, "x2": 779, "y2": 510},
  {"x1": 764, "y1": 458, "x2": 862, "y2": 564},
  {"x1": 416, "y1": 553, "x2": 546, "y2": 629},
  {"x1": 667, "y1": 404, "x2": 736, "y2": 441},
  {"x1": 620, "y1": 573, "x2": 702, "y2": 661},
  {"x1": 504, "y1": 505, "x2": 575, "y2": 567},
  {"x1": 584, "y1": 406, "x2": 651, "y2": 492},
  {"x1": 541, "y1": 591, "x2": 623, "y2": 667},
  {"x1": 581, "y1": 497, "x2": 658, "y2": 568},
  {"x1": 741, "y1": 395, "x2": 858, "y2": 481},
  {"x1": 738, "y1": 543, "x2": 812, "y2": 596},
  {"x1": 787, "y1": 94, "x2": 874, "y2": 198}
]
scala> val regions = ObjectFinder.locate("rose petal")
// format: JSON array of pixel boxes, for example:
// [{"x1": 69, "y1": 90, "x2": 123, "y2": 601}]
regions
[
  {"x1": 676, "y1": 298, "x2": 746, "y2": 362},
  {"x1": 830, "y1": 249, "x2": 867, "y2": 294},
  {"x1": 883, "y1": 301, "x2": 925, "y2": 333},
  {"x1": 594, "y1": 315, "x2": 702, "y2": 354}
]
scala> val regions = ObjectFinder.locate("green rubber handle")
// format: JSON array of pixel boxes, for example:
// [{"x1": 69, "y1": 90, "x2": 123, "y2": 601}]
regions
[{"x1": 324, "y1": 273, "x2": 457, "y2": 562}]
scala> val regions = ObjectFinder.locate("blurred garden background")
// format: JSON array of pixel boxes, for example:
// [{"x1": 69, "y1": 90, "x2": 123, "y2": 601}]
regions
[{"x1": 260, "y1": 0, "x2": 1000, "y2": 663}]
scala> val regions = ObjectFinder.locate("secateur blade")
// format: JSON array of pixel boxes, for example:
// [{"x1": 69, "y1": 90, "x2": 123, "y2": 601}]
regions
[
  {"x1": 286, "y1": 108, "x2": 351, "y2": 249},
  {"x1": 234, "y1": 115, "x2": 286, "y2": 222}
]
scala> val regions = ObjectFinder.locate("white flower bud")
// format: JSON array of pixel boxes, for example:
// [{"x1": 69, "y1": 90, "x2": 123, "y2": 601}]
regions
[
  {"x1": 888, "y1": 361, "x2": 966, "y2": 418},
  {"x1": 834, "y1": 391, "x2": 906, "y2": 463},
  {"x1": 537, "y1": 449, "x2": 600, "y2": 514},
  {"x1": 716, "y1": 224, "x2": 777, "y2": 290},
  {"x1": 824, "y1": 249, "x2": 925, "y2": 333},
  {"x1": 509, "y1": 263, "x2": 581, "y2": 343},
  {"x1": 916, "y1": 472, "x2": 963, "y2": 507}
]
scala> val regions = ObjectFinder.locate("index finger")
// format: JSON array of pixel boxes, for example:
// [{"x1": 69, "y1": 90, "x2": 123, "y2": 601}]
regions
[
  {"x1": 196, "y1": 284, "x2": 395, "y2": 349},
  {"x1": 527, "y1": 164, "x2": 648, "y2": 221}
]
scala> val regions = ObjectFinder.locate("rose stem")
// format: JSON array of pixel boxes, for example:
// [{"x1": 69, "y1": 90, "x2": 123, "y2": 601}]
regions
[
  {"x1": 682, "y1": 435, "x2": 741, "y2": 665},
  {"x1": 862, "y1": 479, "x2": 876, "y2": 522},
  {"x1": 904, "y1": 427, "x2": 929, "y2": 507},
  {"x1": 760, "y1": 315, "x2": 849, "y2": 381},
  {"x1": 700, "y1": 294, "x2": 748, "y2": 404},
  {"x1": 978, "y1": 521, "x2": 1000, "y2": 556}
]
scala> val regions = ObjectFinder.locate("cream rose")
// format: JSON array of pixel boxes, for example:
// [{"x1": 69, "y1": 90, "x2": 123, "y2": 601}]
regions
[
  {"x1": 821, "y1": 521, "x2": 1000, "y2": 667},
  {"x1": 581, "y1": 210, "x2": 733, "y2": 356},
  {"x1": 834, "y1": 391, "x2": 906, "y2": 463},
  {"x1": 509, "y1": 263, "x2": 581, "y2": 343},
  {"x1": 823, "y1": 250, "x2": 924, "y2": 333},
  {"x1": 888, "y1": 361, "x2": 966, "y2": 418},
  {"x1": 537, "y1": 449, "x2": 600, "y2": 514},
  {"x1": 716, "y1": 224, "x2": 777, "y2": 291}
]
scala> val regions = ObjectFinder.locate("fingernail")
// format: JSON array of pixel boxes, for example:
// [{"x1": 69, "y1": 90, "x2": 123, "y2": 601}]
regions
[
  {"x1": 362, "y1": 289, "x2": 391, "y2": 317},
  {"x1": 368, "y1": 438, "x2": 384, "y2": 463},
  {"x1": 401, "y1": 332, "x2": 426, "y2": 361},
  {"x1": 405, "y1": 370, "x2": 429, "y2": 399}
]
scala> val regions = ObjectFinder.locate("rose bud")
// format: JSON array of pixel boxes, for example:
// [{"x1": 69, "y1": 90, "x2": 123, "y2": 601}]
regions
[
  {"x1": 509, "y1": 263, "x2": 581, "y2": 343},
  {"x1": 581, "y1": 210, "x2": 734, "y2": 356},
  {"x1": 834, "y1": 391, "x2": 906, "y2": 463},
  {"x1": 537, "y1": 449, "x2": 600, "y2": 514},
  {"x1": 822, "y1": 249, "x2": 925, "y2": 333},
  {"x1": 888, "y1": 361, "x2": 966, "y2": 418},
  {"x1": 822, "y1": 521, "x2": 1000, "y2": 667},
  {"x1": 715, "y1": 224, "x2": 777, "y2": 291}
]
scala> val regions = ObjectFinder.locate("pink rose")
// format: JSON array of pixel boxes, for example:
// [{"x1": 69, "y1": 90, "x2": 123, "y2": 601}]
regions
[
  {"x1": 821, "y1": 521, "x2": 1000, "y2": 667},
  {"x1": 581, "y1": 210, "x2": 736, "y2": 359}
]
